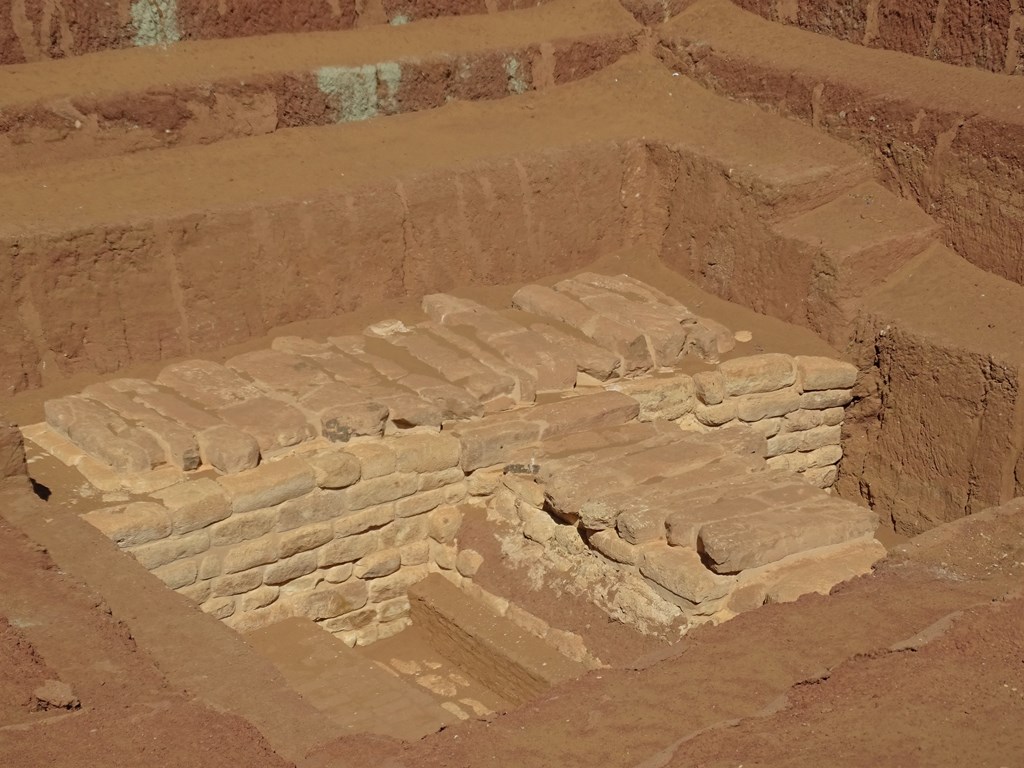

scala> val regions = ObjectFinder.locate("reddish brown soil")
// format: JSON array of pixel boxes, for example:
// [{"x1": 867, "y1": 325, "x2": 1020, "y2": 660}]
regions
[{"x1": 0, "y1": 501, "x2": 291, "y2": 768}]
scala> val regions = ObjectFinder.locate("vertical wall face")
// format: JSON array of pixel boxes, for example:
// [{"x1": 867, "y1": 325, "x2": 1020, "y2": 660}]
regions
[{"x1": 0, "y1": 420, "x2": 27, "y2": 481}]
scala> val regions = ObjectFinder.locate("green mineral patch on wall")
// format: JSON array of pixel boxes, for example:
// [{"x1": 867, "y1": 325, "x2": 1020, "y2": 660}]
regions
[
  {"x1": 132, "y1": 0, "x2": 181, "y2": 46},
  {"x1": 317, "y1": 63, "x2": 403, "y2": 122}
]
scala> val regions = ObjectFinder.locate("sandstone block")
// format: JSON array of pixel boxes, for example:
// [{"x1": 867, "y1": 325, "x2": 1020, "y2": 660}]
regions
[
  {"x1": 85, "y1": 502, "x2": 171, "y2": 547},
  {"x1": 766, "y1": 425, "x2": 842, "y2": 458},
  {"x1": 400, "y1": 375, "x2": 483, "y2": 421},
  {"x1": 201, "y1": 596, "x2": 236, "y2": 620},
  {"x1": 367, "y1": 565, "x2": 429, "y2": 602},
  {"x1": 735, "y1": 389, "x2": 801, "y2": 422},
  {"x1": 467, "y1": 468, "x2": 502, "y2": 496},
  {"x1": 802, "y1": 465, "x2": 840, "y2": 489},
  {"x1": 454, "y1": 419, "x2": 543, "y2": 471},
  {"x1": 799, "y1": 389, "x2": 853, "y2": 410},
  {"x1": 377, "y1": 392, "x2": 446, "y2": 429},
  {"x1": 321, "y1": 402, "x2": 388, "y2": 442},
  {"x1": 455, "y1": 549, "x2": 484, "y2": 577},
  {"x1": 694, "y1": 401, "x2": 737, "y2": 426},
  {"x1": 178, "y1": 580, "x2": 211, "y2": 603},
  {"x1": 0, "y1": 421, "x2": 26, "y2": 479},
  {"x1": 209, "y1": 507, "x2": 279, "y2": 547},
  {"x1": 210, "y1": 568, "x2": 263, "y2": 598},
  {"x1": 780, "y1": 409, "x2": 826, "y2": 432},
  {"x1": 238, "y1": 585, "x2": 280, "y2": 613},
  {"x1": 400, "y1": 540, "x2": 431, "y2": 566},
  {"x1": 517, "y1": 504, "x2": 555, "y2": 543},
  {"x1": 263, "y1": 552, "x2": 318, "y2": 585},
  {"x1": 391, "y1": 434, "x2": 461, "y2": 474},
  {"x1": 719, "y1": 354, "x2": 795, "y2": 397},
  {"x1": 44, "y1": 396, "x2": 153, "y2": 473},
  {"x1": 227, "y1": 349, "x2": 330, "y2": 396},
  {"x1": 418, "y1": 467, "x2": 466, "y2": 492},
  {"x1": 347, "y1": 473, "x2": 419, "y2": 511},
  {"x1": 428, "y1": 506, "x2": 464, "y2": 544},
  {"x1": 640, "y1": 545, "x2": 732, "y2": 605},
  {"x1": 690, "y1": 316, "x2": 736, "y2": 360},
  {"x1": 129, "y1": 530, "x2": 210, "y2": 570},
  {"x1": 502, "y1": 473, "x2": 545, "y2": 508},
  {"x1": 750, "y1": 417, "x2": 783, "y2": 438},
  {"x1": 616, "y1": 507, "x2": 667, "y2": 545},
  {"x1": 218, "y1": 396, "x2": 316, "y2": 453},
  {"x1": 377, "y1": 596, "x2": 411, "y2": 623},
  {"x1": 153, "y1": 478, "x2": 231, "y2": 534},
  {"x1": 588, "y1": 529, "x2": 639, "y2": 565},
  {"x1": 697, "y1": 502, "x2": 877, "y2": 574},
  {"x1": 198, "y1": 553, "x2": 223, "y2": 580},
  {"x1": 354, "y1": 549, "x2": 402, "y2": 579},
  {"x1": 280, "y1": 572, "x2": 325, "y2": 596},
  {"x1": 319, "y1": 531, "x2": 380, "y2": 567},
  {"x1": 531, "y1": 323, "x2": 620, "y2": 381},
  {"x1": 324, "y1": 563, "x2": 354, "y2": 583},
  {"x1": 613, "y1": 376, "x2": 696, "y2": 422},
  {"x1": 152, "y1": 559, "x2": 198, "y2": 590},
  {"x1": 197, "y1": 425, "x2": 260, "y2": 474},
  {"x1": 217, "y1": 456, "x2": 315, "y2": 514},
  {"x1": 276, "y1": 489, "x2": 347, "y2": 531},
  {"x1": 396, "y1": 489, "x2": 444, "y2": 518},
  {"x1": 430, "y1": 541, "x2": 457, "y2": 569},
  {"x1": 795, "y1": 356, "x2": 858, "y2": 392},
  {"x1": 280, "y1": 522, "x2": 334, "y2": 558},
  {"x1": 136, "y1": 390, "x2": 221, "y2": 432},
  {"x1": 290, "y1": 581, "x2": 368, "y2": 620},
  {"x1": 322, "y1": 606, "x2": 377, "y2": 632},
  {"x1": 766, "y1": 444, "x2": 844, "y2": 472},
  {"x1": 343, "y1": 442, "x2": 397, "y2": 479},
  {"x1": 223, "y1": 536, "x2": 281, "y2": 574},
  {"x1": 536, "y1": 391, "x2": 640, "y2": 441},
  {"x1": 334, "y1": 504, "x2": 395, "y2": 538},
  {"x1": 305, "y1": 451, "x2": 361, "y2": 489},
  {"x1": 157, "y1": 360, "x2": 262, "y2": 410},
  {"x1": 506, "y1": 603, "x2": 549, "y2": 638}
]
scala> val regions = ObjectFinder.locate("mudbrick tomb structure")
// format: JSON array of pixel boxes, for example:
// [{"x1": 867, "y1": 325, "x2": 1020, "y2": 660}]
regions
[{"x1": 0, "y1": 1, "x2": 1023, "y2": 766}]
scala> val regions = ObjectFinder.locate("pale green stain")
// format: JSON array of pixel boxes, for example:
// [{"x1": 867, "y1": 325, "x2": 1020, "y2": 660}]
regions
[
  {"x1": 505, "y1": 56, "x2": 528, "y2": 95},
  {"x1": 389, "y1": 14, "x2": 410, "y2": 25},
  {"x1": 316, "y1": 63, "x2": 403, "y2": 123},
  {"x1": 131, "y1": 0, "x2": 180, "y2": 46}
]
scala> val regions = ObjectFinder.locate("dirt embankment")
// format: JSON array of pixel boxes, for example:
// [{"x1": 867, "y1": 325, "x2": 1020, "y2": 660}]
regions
[{"x1": 732, "y1": 0, "x2": 1024, "y2": 75}]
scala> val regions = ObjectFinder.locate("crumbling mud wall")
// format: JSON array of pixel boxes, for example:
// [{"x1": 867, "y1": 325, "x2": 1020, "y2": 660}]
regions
[
  {"x1": 732, "y1": 0, "x2": 1024, "y2": 75},
  {"x1": 0, "y1": 420, "x2": 27, "y2": 481}
]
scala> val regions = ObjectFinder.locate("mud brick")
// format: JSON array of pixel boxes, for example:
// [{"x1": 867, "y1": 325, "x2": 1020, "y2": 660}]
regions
[
  {"x1": 153, "y1": 478, "x2": 231, "y2": 534},
  {"x1": 640, "y1": 545, "x2": 733, "y2": 605},
  {"x1": 157, "y1": 359, "x2": 262, "y2": 410},
  {"x1": 347, "y1": 473, "x2": 420, "y2": 510},
  {"x1": 399, "y1": 374, "x2": 483, "y2": 420},
  {"x1": 218, "y1": 396, "x2": 316, "y2": 452},
  {"x1": 693, "y1": 370, "x2": 725, "y2": 405},
  {"x1": 226, "y1": 349, "x2": 331, "y2": 398},
  {"x1": 305, "y1": 450, "x2": 361, "y2": 489},
  {"x1": 279, "y1": 522, "x2": 334, "y2": 559},
  {"x1": 320, "y1": 401, "x2": 388, "y2": 442},
  {"x1": 736, "y1": 389, "x2": 802, "y2": 422},
  {"x1": 795, "y1": 356, "x2": 858, "y2": 391},
  {"x1": 719, "y1": 354, "x2": 796, "y2": 397},
  {"x1": 428, "y1": 506, "x2": 464, "y2": 544},
  {"x1": 766, "y1": 425, "x2": 842, "y2": 457},
  {"x1": 84, "y1": 502, "x2": 171, "y2": 547},
  {"x1": 0, "y1": 421, "x2": 26, "y2": 479},
  {"x1": 392, "y1": 433, "x2": 461, "y2": 473},
  {"x1": 129, "y1": 530, "x2": 210, "y2": 570},
  {"x1": 354, "y1": 549, "x2": 402, "y2": 579},
  {"x1": 531, "y1": 323, "x2": 620, "y2": 381},
  {"x1": 513, "y1": 285, "x2": 652, "y2": 374},
  {"x1": 197, "y1": 425, "x2": 261, "y2": 474},
  {"x1": 264, "y1": 552, "x2": 318, "y2": 586},
  {"x1": 452, "y1": 418, "x2": 544, "y2": 471},
  {"x1": 588, "y1": 529, "x2": 639, "y2": 565},
  {"x1": 799, "y1": 389, "x2": 854, "y2": 409},
  {"x1": 343, "y1": 443, "x2": 397, "y2": 479},
  {"x1": 534, "y1": 391, "x2": 640, "y2": 441},
  {"x1": 697, "y1": 502, "x2": 877, "y2": 574},
  {"x1": 223, "y1": 535, "x2": 281, "y2": 574},
  {"x1": 319, "y1": 531, "x2": 381, "y2": 567},
  {"x1": 217, "y1": 456, "x2": 315, "y2": 513},
  {"x1": 612, "y1": 376, "x2": 696, "y2": 421}
]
